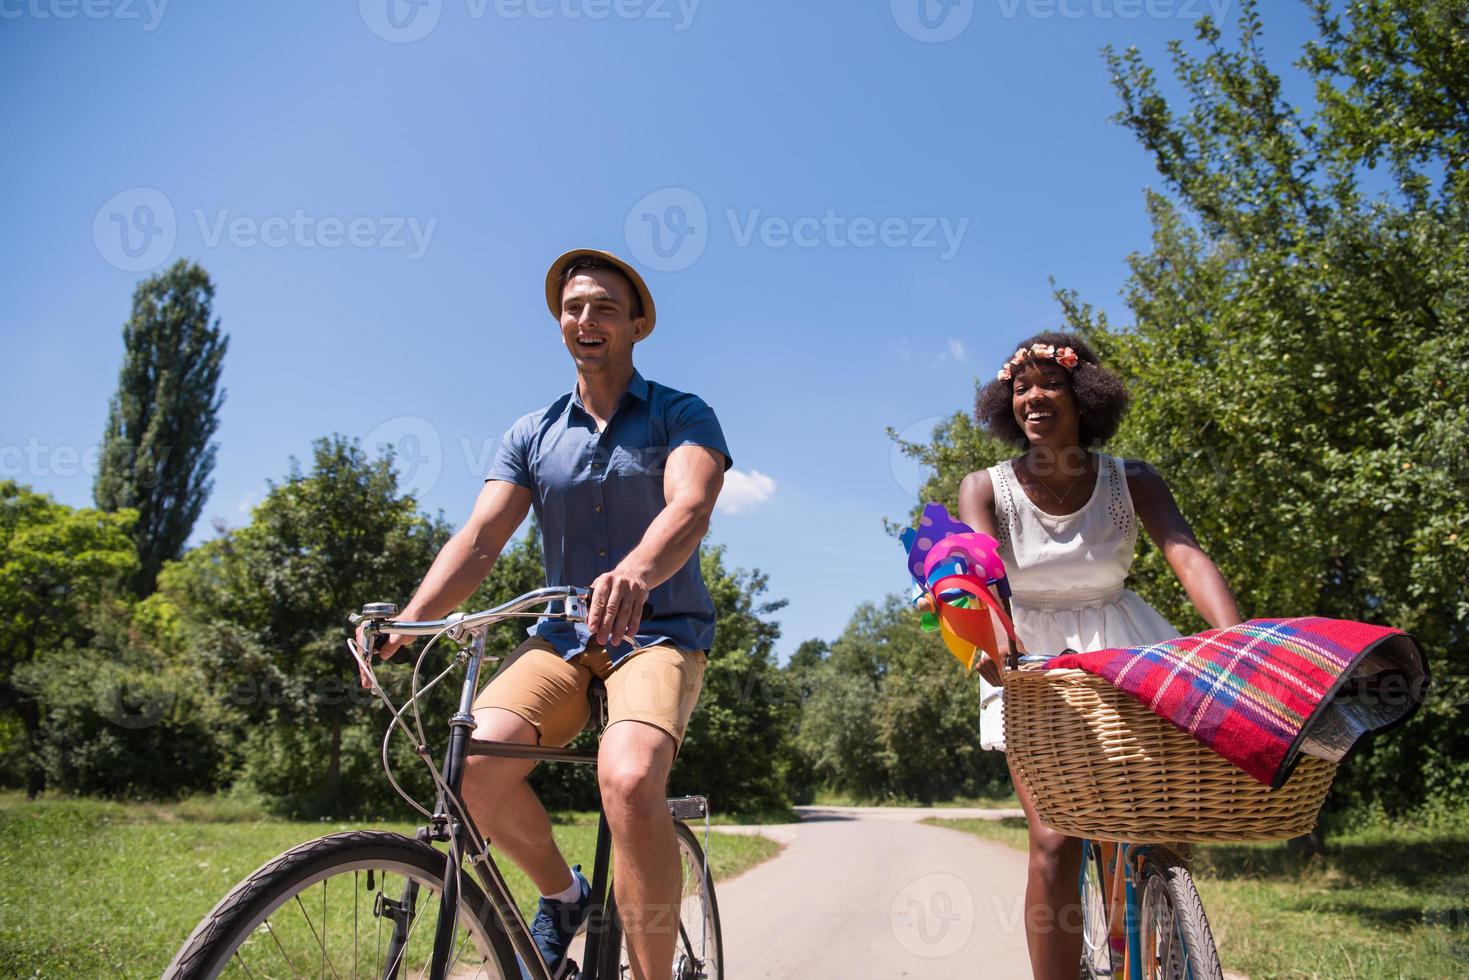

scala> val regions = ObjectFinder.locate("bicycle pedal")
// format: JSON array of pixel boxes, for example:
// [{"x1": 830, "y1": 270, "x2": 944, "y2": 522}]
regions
[
  {"x1": 558, "y1": 958, "x2": 579, "y2": 980},
  {"x1": 666, "y1": 795, "x2": 707, "y2": 820}
]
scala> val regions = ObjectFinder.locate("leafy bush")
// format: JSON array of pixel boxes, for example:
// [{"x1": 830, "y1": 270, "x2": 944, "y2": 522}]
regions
[{"x1": 14, "y1": 604, "x2": 235, "y2": 799}]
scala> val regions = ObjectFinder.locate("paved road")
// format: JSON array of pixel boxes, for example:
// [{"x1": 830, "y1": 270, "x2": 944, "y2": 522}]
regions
[{"x1": 716, "y1": 805, "x2": 1033, "y2": 977}]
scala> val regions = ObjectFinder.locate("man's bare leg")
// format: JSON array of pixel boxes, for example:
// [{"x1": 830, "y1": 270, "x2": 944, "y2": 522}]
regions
[
  {"x1": 462, "y1": 707, "x2": 575, "y2": 895},
  {"x1": 598, "y1": 720, "x2": 679, "y2": 980}
]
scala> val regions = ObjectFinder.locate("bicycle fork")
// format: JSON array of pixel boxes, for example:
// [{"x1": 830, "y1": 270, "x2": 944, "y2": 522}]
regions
[{"x1": 379, "y1": 879, "x2": 423, "y2": 980}]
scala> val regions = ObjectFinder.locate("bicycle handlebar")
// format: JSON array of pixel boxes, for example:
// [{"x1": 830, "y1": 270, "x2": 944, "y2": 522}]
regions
[{"x1": 353, "y1": 585, "x2": 653, "y2": 653}]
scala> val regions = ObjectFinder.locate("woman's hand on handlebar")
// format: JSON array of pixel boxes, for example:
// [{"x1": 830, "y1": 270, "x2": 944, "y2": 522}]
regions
[{"x1": 977, "y1": 652, "x2": 1003, "y2": 687}]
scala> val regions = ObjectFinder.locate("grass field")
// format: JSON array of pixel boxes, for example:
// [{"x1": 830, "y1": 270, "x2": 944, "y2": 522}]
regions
[
  {"x1": 926, "y1": 810, "x2": 1469, "y2": 979},
  {"x1": 0, "y1": 793, "x2": 780, "y2": 978}
]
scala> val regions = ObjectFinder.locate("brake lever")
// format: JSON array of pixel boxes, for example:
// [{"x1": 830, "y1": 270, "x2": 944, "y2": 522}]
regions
[{"x1": 347, "y1": 639, "x2": 378, "y2": 691}]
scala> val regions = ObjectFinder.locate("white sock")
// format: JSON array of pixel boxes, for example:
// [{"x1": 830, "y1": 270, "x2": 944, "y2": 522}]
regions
[{"x1": 544, "y1": 872, "x2": 582, "y2": 904}]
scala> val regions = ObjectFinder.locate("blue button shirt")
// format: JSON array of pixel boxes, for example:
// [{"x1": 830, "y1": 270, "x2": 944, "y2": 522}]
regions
[{"x1": 485, "y1": 370, "x2": 732, "y2": 663}]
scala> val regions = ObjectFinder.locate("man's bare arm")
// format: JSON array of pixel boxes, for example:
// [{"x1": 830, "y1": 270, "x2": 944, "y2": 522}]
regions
[
  {"x1": 588, "y1": 445, "x2": 725, "y2": 647},
  {"x1": 358, "y1": 479, "x2": 532, "y2": 665}
]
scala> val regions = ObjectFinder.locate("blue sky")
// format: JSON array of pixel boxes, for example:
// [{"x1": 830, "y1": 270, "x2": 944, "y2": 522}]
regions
[{"x1": 1, "y1": 0, "x2": 1324, "y2": 658}]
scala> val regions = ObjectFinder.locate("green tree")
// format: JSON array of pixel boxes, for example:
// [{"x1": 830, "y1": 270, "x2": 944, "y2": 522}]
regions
[
  {"x1": 669, "y1": 545, "x2": 797, "y2": 814},
  {"x1": 0, "y1": 482, "x2": 137, "y2": 792},
  {"x1": 158, "y1": 436, "x2": 452, "y2": 815},
  {"x1": 797, "y1": 598, "x2": 1008, "y2": 802},
  {"x1": 786, "y1": 638, "x2": 829, "y2": 674},
  {"x1": 901, "y1": 0, "x2": 1468, "y2": 811},
  {"x1": 94, "y1": 259, "x2": 228, "y2": 596}
]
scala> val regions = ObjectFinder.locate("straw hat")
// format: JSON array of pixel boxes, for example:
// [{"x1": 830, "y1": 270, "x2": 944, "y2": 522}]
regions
[{"x1": 544, "y1": 248, "x2": 656, "y2": 337}]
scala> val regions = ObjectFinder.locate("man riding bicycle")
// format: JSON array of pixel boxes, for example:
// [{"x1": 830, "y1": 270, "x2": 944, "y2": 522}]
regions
[{"x1": 357, "y1": 248, "x2": 730, "y2": 980}]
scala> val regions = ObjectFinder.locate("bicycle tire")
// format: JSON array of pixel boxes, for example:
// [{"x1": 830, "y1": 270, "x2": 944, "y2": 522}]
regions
[
  {"x1": 164, "y1": 829, "x2": 520, "y2": 980},
  {"x1": 1137, "y1": 848, "x2": 1222, "y2": 980},
  {"x1": 1078, "y1": 840, "x2": 1115, "y2": 979},
  {"x1": 598, "y1": 821, "x2": 723, "y2": 980}
]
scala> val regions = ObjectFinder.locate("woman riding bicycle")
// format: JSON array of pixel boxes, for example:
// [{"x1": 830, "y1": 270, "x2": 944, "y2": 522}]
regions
[{"x1": 955, "y1": 333, "x2": 1241, "y2": 980}]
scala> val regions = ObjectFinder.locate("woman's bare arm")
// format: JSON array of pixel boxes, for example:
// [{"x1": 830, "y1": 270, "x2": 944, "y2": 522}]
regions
[{"x1": 1127, "y1": 461, "x2": 1243, "y2": 630}]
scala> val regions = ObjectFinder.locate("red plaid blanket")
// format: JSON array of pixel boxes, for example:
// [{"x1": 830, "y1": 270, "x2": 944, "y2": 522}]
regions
[{"x1": 1047, "y1": 618, "x2": 1427, "y2": 788}]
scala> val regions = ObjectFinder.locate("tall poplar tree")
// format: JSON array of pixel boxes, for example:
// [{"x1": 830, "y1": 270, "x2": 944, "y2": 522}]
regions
[{"x1": 95, "y1": 259, "x2": 228, "y2": 595}]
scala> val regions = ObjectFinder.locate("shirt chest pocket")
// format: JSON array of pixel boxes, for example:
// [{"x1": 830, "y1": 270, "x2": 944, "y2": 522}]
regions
[{"x1": 607, "y1": 443, "x2": 668, "y2": 487}]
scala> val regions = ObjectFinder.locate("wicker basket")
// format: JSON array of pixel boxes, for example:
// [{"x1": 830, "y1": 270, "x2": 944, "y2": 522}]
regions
[{"x1": 1003, "y1": 666, "x2": 1337, "y2": 843}]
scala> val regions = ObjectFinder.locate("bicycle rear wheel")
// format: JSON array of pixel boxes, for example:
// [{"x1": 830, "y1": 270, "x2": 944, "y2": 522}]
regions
[
  {"x1": 1137, "y1": 848, "x2": 1222, "y2": 980},
  {"x1": 598, "y1": 821, "x2": 722, "y2": 979},
  {"x1": 164, "y1": 829, "x2": 520, "y2": 980}
]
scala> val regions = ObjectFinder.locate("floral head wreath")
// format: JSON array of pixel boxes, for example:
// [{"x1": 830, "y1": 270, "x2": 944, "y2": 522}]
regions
[{"x1": 996, "y1": 343, "x2": 1080, "y2": 382}]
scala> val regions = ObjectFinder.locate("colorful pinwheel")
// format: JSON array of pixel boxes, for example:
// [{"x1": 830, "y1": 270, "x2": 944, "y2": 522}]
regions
[{"x1": 901, "y1": 503, "x2": 1019, "y2": 672}]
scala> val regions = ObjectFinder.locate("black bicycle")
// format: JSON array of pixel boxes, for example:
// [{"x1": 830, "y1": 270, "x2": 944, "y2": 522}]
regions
[{"x1": 165, "y1": 586, "x2": 723, "y2": 980}]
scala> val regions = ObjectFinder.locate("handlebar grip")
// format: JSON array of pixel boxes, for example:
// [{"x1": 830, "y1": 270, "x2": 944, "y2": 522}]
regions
[{"x1": 585, "y1": 588, "x2": 654, "y2": 623}]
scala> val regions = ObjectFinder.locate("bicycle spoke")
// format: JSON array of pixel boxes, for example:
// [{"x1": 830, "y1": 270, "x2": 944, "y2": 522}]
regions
[
  {"x1": 1171, "y1": 911, "x2": 1193, "y2": 978},
  {"x1": 229, "y1": 946, "x2": 260, "y2": 980},
  {"x1": 169, "y1": 833, "x2": 516, "y2": 980},
  {"x1": 681, "y1": 868, "x2": 704, "y2": 956},
  {"x1": 263, "y1": 917, "x2": 305, "y2": 980},
  {"x1": 291, "y1": 893, "x2": 344, "y2": 980},
  {"x1": 445, "y1": 923, "x2": 475, "y2": 976}
]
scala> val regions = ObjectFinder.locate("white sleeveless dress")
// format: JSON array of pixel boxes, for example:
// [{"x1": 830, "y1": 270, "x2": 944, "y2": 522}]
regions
[{"x1": 978, "y1": 453, "x2": 1179, "y2": 751}]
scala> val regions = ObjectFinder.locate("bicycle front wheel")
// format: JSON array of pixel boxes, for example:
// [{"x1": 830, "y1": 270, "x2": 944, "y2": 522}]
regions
[
  {"x1": 1078, "y1": 840, "x2": 1115, "y2": 979},
  {"x1": 1138, "y1": 848, "x2": 1222, "y2": 980},
  {"x1": 164, "y1": 829, "x2": 520, "y2": 980},
  {"x1": 599, "y1": 820, "x2": 723, "y2": 980}
]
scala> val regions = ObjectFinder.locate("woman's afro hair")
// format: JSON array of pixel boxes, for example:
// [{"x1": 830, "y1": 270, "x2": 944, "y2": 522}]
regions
[{"x1": 976, "y1": 331, "x2": 1130, "y2": 449}]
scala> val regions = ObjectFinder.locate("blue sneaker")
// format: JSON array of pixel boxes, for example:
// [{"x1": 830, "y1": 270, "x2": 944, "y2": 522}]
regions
[{"x1": 530, "y1": 865, "x2": 591, "y2": 977}]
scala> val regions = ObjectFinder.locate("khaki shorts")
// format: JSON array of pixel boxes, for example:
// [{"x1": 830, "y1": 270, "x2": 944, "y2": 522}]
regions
[{"x1": 473, "y1": 637, "x2": 706, "y2": 748}]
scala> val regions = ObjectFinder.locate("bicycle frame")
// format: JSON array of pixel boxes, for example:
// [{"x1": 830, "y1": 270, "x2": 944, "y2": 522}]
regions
[
  {"x1": 354, "y1": 586, "x2": 610, "y2": 980},
  {"x1": 1084, "y1": 839, "x2": 1186, "y2": 980}
]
